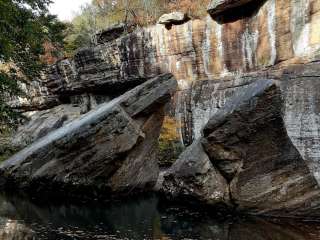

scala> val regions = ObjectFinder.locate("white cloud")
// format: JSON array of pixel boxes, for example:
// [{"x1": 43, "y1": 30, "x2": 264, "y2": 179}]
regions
[{"x1": 49, "y1": 0, "x2": 92, "y2": 22}]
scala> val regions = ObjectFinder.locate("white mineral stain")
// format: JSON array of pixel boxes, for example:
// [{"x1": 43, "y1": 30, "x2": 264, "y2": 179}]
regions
[
  {"x1": 267, "y1": 0, "x2": 277, "y2": 65},
  {"x1": 202, "y1": 16, "x2": 214, "y2": 77},
  {"x1": 291, "y1": 0, "x2": 311, "y2": 56},
  {"x1": 242, "y1": 27, "x2": 259, "y2": 69}
]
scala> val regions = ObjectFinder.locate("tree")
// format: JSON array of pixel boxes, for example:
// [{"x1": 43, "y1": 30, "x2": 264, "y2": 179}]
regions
[{"x1": 0, "y1": 0, "x2": 66, "y2": 130}]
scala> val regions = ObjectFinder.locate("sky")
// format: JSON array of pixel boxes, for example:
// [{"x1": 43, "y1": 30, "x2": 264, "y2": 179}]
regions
[{"x1": 49, "y1": 0, "x2": 92, "y2": 22}]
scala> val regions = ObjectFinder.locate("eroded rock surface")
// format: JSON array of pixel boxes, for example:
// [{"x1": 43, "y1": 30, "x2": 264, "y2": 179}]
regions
[
  {"x1": 203, "y1": 77, "x2": 320, "y2": 218},
  {"x1": 162, "y1": 63, "x2": 320, "y2": 218},
  {"x1": 10, "y1": 0, "x2": 320, "y2": 148},
  {"x1": 23, "y1": 0, "x2": 318, "y2": 144},
  {"x1": 0, "y1": 74, "x2": 177, "y2": 199},
  {"x1": 162, "y1": 140, "x2": 230, "y2": 206}
]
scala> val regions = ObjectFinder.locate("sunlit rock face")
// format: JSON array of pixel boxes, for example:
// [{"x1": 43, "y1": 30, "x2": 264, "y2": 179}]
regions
[
  {"x1": 9, "y1": 0, "x2": 319, "y2": 143},
  {"x1": 158, "y1": 12, "x2": 189, "y2": 25},
  {"x1": 0, "y1": 74, "x2": 177, "y2": 199}
]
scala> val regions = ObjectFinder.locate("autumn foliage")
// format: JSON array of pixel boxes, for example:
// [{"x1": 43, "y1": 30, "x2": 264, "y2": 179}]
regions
[{"x1": 65, "y1": 0, "x2": 211, "y2": 53}]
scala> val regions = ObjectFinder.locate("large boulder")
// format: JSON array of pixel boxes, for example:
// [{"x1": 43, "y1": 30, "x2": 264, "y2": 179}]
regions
[
  {"x1": 161, "y1": 139, "x2": 230, "y2": 206},
  {"x1": 157, "y1": 12, "x2": 189, "y2": 25},
  {"x1": 202, "y1": 74, "x2": 320, "y2": 218},
  {"x1": 0, "y1": 73, "x2": 177, "y2": 199},
  {"x1": 162, "y1": 63, "x2": 320, "y2": 218},
  {"x1": 202, "y1": 79, "x2": 320, "y2": 218}
]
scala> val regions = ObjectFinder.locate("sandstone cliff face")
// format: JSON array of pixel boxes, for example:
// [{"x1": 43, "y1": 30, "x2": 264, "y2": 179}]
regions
[{"x1": 14, "y1": 0, "x2": 319, "y2": 145}]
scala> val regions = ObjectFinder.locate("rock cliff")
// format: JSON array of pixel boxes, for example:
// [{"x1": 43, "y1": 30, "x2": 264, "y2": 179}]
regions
[
  {"x1": 11, "y1": 0, "x2": 320, "y2": 145},
  {"x1": 3, "y1": 0, "x2": 320, "y2": 218}
]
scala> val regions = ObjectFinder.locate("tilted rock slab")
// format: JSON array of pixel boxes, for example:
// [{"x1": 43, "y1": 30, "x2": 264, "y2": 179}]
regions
[
  {"x1": 0, "y1": 74, "x2": 177, "y2": 199},
  {"x1": 11, "y1": 105, "x2": 83, "y2": 149}
]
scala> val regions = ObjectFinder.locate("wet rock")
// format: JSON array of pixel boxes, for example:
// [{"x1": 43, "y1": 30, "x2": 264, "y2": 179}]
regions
[
  {"x1": 0, "y1": 74, "x2": 177, "y2": 199},
  {"x1": 161, "y1": 140, "x2": 230, "y2": 206},
  {"x1": 157, "y1": 12, "x2": 189, "y2": 25},
  {"x1": 207, "y1": 0, "x2": 258, "y2": 16}
]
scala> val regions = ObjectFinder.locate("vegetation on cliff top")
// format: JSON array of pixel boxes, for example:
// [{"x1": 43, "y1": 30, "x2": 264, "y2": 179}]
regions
[{"x1": 64, "y1": 0, "x2": 210, "y2": 55}]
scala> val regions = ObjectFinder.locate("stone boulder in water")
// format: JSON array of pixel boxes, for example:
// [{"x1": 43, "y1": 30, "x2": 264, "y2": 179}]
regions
[
  {"x1": 162, "y1": 63, "x2": 320, "y2": 218},
  {"x1": 202, "y1": 78, "x2": 320, "y2": 218},
  {"x1": 0, "y1": 73, "x2": 177, "y2": 199},
  {"x1": 161, "y1": 139, "x2": 230, "y2": 206}
]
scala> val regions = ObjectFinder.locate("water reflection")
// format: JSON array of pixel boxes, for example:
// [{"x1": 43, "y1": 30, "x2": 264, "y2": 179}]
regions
[{"x1": 0, "y1": 194, "x2": 319, "y2": 239}]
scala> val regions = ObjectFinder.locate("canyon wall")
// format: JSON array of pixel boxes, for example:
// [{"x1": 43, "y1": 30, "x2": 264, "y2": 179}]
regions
[{"x1": 10, "y1": 0, "x2": 320, "y2": 146}]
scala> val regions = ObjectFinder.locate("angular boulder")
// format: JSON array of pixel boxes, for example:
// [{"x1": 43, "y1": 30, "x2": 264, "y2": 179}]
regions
[
  {"x1": 158, "y1": 12, "x2": 189, "y2": 25},
  {"x1": 202, "y1": 79, "x2": 320, "y2": 218},
  {"x1": 0, "y1": 74, "x2": 177, "y2": 199},
  {"x1": 161, "y1": 140, "x2": 230, "y2": 206}
]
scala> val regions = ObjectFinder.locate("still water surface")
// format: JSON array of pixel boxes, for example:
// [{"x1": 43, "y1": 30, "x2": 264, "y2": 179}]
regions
[{"x1": 0, "y1": 193, "x2": 320, "y2": 240}]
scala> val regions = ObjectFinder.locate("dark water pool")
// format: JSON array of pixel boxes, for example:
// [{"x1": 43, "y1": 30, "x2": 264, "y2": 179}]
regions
[{"x1": 0, "y1": 193, "x2": 320, "y2": 240}]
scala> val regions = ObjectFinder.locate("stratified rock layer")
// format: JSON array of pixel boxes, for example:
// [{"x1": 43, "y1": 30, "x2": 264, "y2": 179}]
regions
[
  {"x1": 203, "y1": 77, "x2": 320, "y2": 218},
  {"x1": 9, "y1": 0, "x2": 320, "y2": 146},
  {"x1": 11, "y1": 105, "x2": 83, "y2": 149},
  {"x1": 0, "y1": 74, "x2": 177, "y2": 199},
  {"x1": 162, "y1": 63, "x2": 320, "y2": 218}
]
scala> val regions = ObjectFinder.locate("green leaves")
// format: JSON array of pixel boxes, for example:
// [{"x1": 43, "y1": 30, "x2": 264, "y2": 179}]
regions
[{"x1": 0, "y1": 0, "x2": 66, "y2": 128}]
